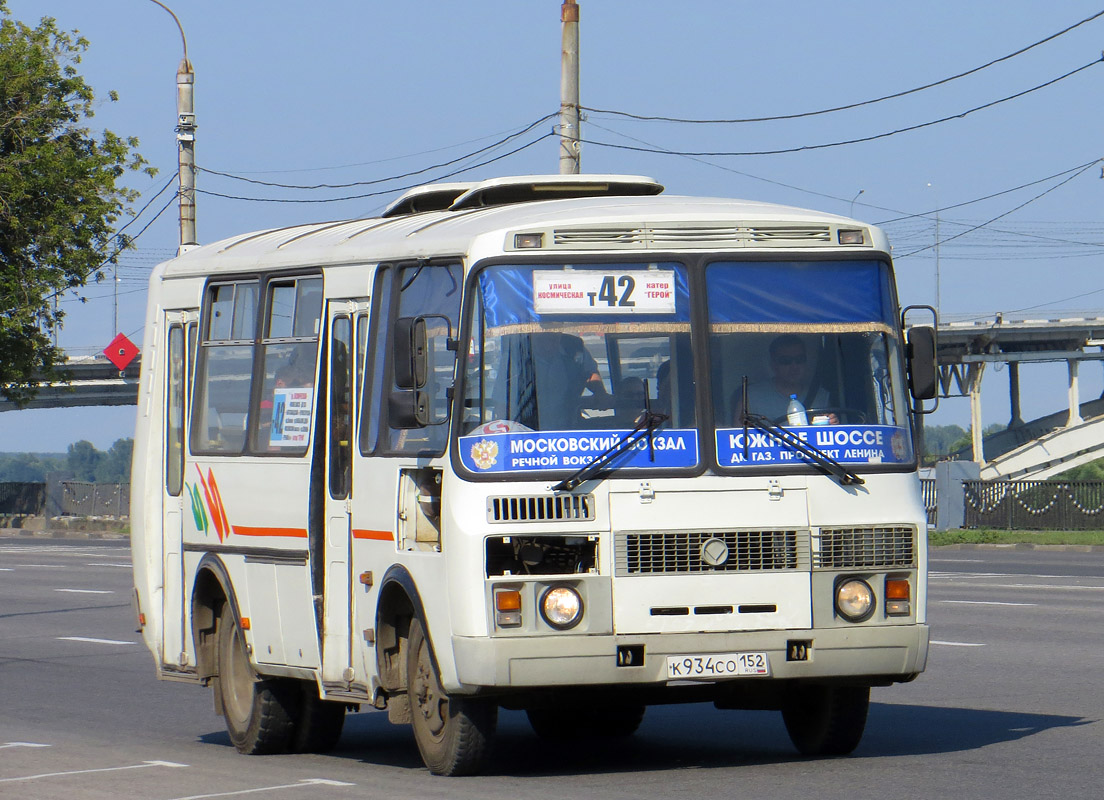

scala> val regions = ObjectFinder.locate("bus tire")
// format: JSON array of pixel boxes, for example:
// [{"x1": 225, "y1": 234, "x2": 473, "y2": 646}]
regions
[
  {"x1": 781, "y1": 684, "x2": 869, "y2": 756},
  {"x1": 215, "y1": 605, "x2": 297, "y2": 755},
  {"x1": 406, "y1": 617, "x2": 496, "y2": 776},
  {"x1": 291, "y1": 686, "x2": 346, "y2": 753},
  {"x1": 527, "y1": 705, "x2": 646, "y2": 738}
]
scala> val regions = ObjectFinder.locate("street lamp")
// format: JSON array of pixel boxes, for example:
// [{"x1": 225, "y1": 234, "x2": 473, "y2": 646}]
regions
[
  {"x1": 146, "y1": 0, "x2": 197, "y2": 251},
  {"x1": 849, "y1": 189, "x2": 864, "y2": 217}
]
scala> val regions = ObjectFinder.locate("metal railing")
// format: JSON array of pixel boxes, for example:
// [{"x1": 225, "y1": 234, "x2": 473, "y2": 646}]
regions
[
  {"x1": 60, "y1": 481, "x2": 130, "y2": 518},
  {"x1": 964, "y1": 479, "x2": 1104, "y2": 530},
  {"x1": 920, "y1": 478, "x2": 937, "y2": 527},
  {"x1": 0, "y1": 482, "x2": 46, "y2": 515}
]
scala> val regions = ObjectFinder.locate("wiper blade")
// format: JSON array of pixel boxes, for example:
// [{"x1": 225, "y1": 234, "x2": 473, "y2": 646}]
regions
[
  {"x1": 738, "y1": 378, "x2": 863, "y2": 486},
  {"x1": 552, "y1": 408, "x2": 669, "y2": 492}
]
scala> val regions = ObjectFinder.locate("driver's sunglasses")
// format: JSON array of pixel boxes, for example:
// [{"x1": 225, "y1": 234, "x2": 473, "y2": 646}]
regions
[{"x1": 773, "y1": 354, "x2": 806, "y2": 366}]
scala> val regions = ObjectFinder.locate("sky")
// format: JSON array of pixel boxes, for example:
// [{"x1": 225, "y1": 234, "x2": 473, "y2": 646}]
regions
[{"x1": 2, "y1": 0, "x2": 1103, "y2": 452}]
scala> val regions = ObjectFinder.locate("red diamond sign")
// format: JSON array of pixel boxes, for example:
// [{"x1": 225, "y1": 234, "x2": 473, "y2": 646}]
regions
[{"x1": 104, "y1": 332, "x2": 140, "y2": 371}]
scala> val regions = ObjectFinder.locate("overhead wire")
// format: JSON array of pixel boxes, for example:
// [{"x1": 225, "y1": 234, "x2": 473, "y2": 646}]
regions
[
  {"x1": 579, "y1": 58, "x2": 1103, "y2": 158},
  {"x1": 894, "y1": 160, "x2": 1100, "y2": 258},
  {"x1": 198, "y1": 112, "x2": 558, "y2": 190},
  {"x1": 581, "y1": 8, "x2": 1104, "y2": 124},
  {"x1": 197, "y1": 132, "x2": 557, "y2": 203}
]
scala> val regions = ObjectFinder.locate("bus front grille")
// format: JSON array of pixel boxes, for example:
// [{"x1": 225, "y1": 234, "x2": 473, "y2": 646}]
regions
[
  {"x1": 487, "y1": 494, "x2": 595, "y2": 523},
  {"x1": 615, "y1": 530, "x2": 808, "y2": 575},
  {"x1": 814, "y1": 526, "x2": 916, "y2": 569}
]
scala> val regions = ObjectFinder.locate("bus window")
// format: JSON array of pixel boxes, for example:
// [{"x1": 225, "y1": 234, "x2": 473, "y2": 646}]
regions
[
  {"x1": 382, "y1": 264, "x2": 462, "y2": 455},
  {"x1": 329, "y1": 316, "x2": 353, "y2": 498},
  {"x1": 165, "y1": 325, "x2": 185, "y2": 496},
  {"x1": 252, "y1": 276, "x2": 323, "y2": 454},
  {"x1": 192, "y1": 281, "x2": 258, "y2": 453}
]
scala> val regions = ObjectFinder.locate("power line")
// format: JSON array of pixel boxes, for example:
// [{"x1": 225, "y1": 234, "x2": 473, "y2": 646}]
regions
[
  {"x1": 198, "y1": 113, "x2": 557, "y2": 190},
  {"x1": 895, "y1": 161, "x2": 1099, "y2": 258},
  {"x1": 582, "y1": 9, "x2": 1104, "y2": 124},
  {"x1": 579, "y1": 58, "x2": 1102, "y2": 158},
  {"x1": 197, "y1": 132, "x2": 556, "y2": 204}
]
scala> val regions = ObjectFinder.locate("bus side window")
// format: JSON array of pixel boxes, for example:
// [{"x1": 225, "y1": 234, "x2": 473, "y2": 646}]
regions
[
  {"x1": 385, "y1": 264, "x2": 462, "y2": 455},
  {"x1": 252, "y1": 277, "x2": 323, "y2": 454},
  {"x1": 192, "y1": 281, "x2": 258, "y2": 454},
  {"x1": 165, "y1": 325, "x2": 185, "y2": 496}
]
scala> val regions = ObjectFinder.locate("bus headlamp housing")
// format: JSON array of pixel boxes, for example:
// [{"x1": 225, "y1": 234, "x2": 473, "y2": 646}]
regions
[
  {"x1": 539, "y1": 585, "x2": 583, "y2": 629},
  {"x1": 835, "y1": 578, "x2": 875, "y2": 622}
]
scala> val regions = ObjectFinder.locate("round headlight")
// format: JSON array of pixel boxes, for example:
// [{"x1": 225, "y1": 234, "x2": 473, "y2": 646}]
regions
[
  {"x1": 540, "y1": 586, "x2": 583, "y2": 630},
  {"x1": 835, "y1": 578, "x2": 875, "y2": 622}
]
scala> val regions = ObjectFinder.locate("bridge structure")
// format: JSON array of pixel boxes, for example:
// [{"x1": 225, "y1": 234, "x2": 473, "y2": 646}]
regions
[
  {"x1": 0, "y1": 355, "x2": 141, "y2": 413},
  {"x1": 8, "y1": 315, "x2": 1104, "y2": 480},
  {"x1": 931, "y1": 314, "x2": 1104, "y2": 479}
]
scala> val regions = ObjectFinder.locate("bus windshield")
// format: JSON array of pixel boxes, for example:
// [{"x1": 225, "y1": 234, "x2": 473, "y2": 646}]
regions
[
  {"x1": 708, "y1": 260, "x2": 914, "y2": 468},
  {"x1": 456, "y1": 259, "x2": 914, "y2": 478},
  {"x1": 458, "y1": 262, "x2": 699, "y2": 476}
]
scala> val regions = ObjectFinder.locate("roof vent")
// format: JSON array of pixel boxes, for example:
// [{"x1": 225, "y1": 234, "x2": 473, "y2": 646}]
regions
[
  {"x1": 449, "y1": 174, "x2": 663, "y2": 211},
  {"x1": 381, "y1": 182, "x2": 475, "y2": 217}
]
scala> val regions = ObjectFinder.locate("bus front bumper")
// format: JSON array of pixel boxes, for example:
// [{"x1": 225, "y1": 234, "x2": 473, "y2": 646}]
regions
[{"x1": 452, "y1": 624, "x2": 928, "y2": 690}]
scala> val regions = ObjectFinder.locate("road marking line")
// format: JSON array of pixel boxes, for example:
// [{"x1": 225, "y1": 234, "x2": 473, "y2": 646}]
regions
[
  {"x1": 164, "y1": 778, "x2": 356, "y2": 799},
  {"x1": 940, "y1": 600, "x2": 1037, "y2": 607},
  {"x1": 53, "y1": 589, "x2": 114, "y2": 594},
  {"x1": 931, "y1": 640, "x2": 987, "y2": 647},
  {"x1": 0, "y1": 742, "x2": 51, "y2": 749},
  {"x1": 57, "y1": 636, "x2": 134, "y2": 645},
  {"x1": 0, "y1": 760, "x2": 186, "y2": 783},
  {"x1": 12, "y1": 564, "x2": 65, "y2": 568},
  {"x1": 0, "y1": 568, "x2": 11, "y2": 571},
  {"x1": 89, "y1": 563, "x2": 132, "y2": 568},
  {"x1": 929, "y1": 558, "x2": 985, "y2": 562},
  {"x1": 982, "y1": 583, "x2": 1104, "y2": 591}
]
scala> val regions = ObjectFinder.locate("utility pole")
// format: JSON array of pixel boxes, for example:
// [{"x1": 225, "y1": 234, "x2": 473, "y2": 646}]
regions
[
  {"x1": 559, "y1": 0, "x2": 581, "y2": 174},
  {"x1": 176, "y1": 55, "x2": 197, "y2": 248},
  {"x1": 148, "y1": 1, "x2": 197, "y2": 251}
]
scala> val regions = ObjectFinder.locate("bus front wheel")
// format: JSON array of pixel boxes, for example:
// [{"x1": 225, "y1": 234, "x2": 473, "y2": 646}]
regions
[
  {"x1": 781, "y1": 684, "x2": 869, "y2": 756},
  {"x1": 215, "y1": 605, "x2": 297, "y2": 755},
  {"x1": 406, "y1": 617, "x2": 496, "y2": 776}
]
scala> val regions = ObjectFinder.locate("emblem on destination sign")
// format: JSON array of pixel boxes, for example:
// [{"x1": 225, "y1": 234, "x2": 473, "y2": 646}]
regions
[
  {"x1": 700, "y1": 537, "x2": 730, "y2": 567},
  {"x1": 470, "y1": 439, "x2": 499, "y2": 470}
]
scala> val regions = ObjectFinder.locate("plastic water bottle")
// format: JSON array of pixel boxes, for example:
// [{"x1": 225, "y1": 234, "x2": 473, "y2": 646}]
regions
[{"x1": 786, "y1": 394, "x2": 808, "y2": 426}]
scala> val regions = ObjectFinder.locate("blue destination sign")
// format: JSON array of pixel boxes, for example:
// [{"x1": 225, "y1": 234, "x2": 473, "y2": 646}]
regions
[
  {"x1": 459, "y1": 429, "x2": 700, "y2": 474},
  {"x1": 715, "y1": 424, "x2": 912, "y2": 466}
]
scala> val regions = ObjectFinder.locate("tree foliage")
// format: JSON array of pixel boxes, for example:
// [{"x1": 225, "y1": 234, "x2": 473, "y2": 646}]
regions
[{"x1": 0, "y1": 1, "x2": 155, "y2": 406}]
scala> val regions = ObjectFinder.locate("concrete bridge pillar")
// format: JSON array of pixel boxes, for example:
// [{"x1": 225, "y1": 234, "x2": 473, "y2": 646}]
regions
[
  {"x1": 1008, "y1": 362, "x2": 1023, "y2": 428},
  {"x1": 1067, "y1": 359, "x2": 1083, "y2": 427}
]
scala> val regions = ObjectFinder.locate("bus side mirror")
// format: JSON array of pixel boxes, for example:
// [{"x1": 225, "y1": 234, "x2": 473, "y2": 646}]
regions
[
  {"x1": 391, "y1": 316, "x2": 429, "y2": 428},
  {"x1": 394, "y1": 317, "x2": 427, "y2": 389},
  {"x1": 389, "y1": 390, "x2": 429, "y2": 428},
  {"x1": 906, "y1": 325, "x2": 937, "y2": 400}
]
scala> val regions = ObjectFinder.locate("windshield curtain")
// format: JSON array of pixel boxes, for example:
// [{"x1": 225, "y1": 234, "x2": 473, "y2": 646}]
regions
[
  {"x1": 706, "y1": 260, "x2": 914, "y2": 469},
  {"x1": 458, "y1": 263, "x2": 699, "y2": 477}
]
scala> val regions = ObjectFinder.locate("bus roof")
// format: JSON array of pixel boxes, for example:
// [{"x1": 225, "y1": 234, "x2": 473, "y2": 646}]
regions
[{"x1": 160, "y1": 175, "x2": 887, "y2": 278}]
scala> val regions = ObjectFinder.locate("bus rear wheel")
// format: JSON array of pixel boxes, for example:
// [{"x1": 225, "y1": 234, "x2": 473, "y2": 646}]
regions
[
  {"x1": 215, "y1": 605, "x2": 297, "y2": 755},
  {"x1": 781, "y1": 684, "x2": 869, "y2": 756},
  {"x1": 406, "y1": 617, "x2": 496, "y2": 776}
]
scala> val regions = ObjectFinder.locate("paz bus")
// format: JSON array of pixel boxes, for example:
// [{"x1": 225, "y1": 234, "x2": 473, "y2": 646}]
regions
[{"x1": 131, "y1": 174, "x2": 937, "y2": 776}]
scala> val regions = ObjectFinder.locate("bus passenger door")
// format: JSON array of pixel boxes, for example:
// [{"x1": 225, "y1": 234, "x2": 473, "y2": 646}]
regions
[
  {"x1": 320, "y1": 301, "x2": 361, "y2": 686},
  {"x1": 162, "y1": 311, "x2": 196, "y2": 670}
]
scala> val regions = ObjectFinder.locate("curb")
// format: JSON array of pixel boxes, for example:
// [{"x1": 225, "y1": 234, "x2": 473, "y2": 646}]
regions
[
  {"x1": 0, "y1": 528, "x2": 128, "y2": 541},
  {"x1": 932, "y1": 543, "x2": 1104, "y2": 552}
]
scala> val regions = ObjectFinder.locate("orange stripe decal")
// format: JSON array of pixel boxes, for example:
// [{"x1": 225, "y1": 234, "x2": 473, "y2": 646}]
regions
[
  {"x1": 232, "y1": 526, "x2": 309, "y2": 538},
  {"x1": 352, "y1": 529, "x2": 394, "y2": 541}
]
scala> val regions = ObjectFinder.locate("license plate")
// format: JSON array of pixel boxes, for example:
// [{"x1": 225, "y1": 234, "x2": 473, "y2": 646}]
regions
[{"x1": 666, "y1": 651, "x2": 771, "y2": 679}]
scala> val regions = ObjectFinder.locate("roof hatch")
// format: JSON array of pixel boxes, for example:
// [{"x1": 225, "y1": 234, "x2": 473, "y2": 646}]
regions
[{"x1": 449, "y1": 174, "x2": 664, "y2": 211}]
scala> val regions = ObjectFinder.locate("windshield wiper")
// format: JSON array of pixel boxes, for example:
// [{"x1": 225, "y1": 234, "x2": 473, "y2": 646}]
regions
[
  {"x1": 738, "y1": 377, "x2": 864, "y2": 486},
  {"x1": 552, "y1": 404, "x2": 669, "y2": 492}
]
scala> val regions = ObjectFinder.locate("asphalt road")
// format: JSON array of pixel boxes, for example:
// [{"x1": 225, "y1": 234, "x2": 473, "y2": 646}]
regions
[{"x1": 1, "y1": 539, "x2": 1101, "y2": 799}]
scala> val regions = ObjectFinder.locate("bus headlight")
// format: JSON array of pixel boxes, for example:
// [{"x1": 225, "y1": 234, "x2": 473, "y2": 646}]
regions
[
  {"x1": 540, "y1": 586, "x2": 583, "y2": 630},
  {"x1": 835, "y1": 578, "x2": 875, "y2": 622}
]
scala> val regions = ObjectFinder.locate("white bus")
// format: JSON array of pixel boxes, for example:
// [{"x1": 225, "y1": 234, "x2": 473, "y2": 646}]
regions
[{"x1": 131, "y1": 174, "x2": 937, "y2": 776}]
